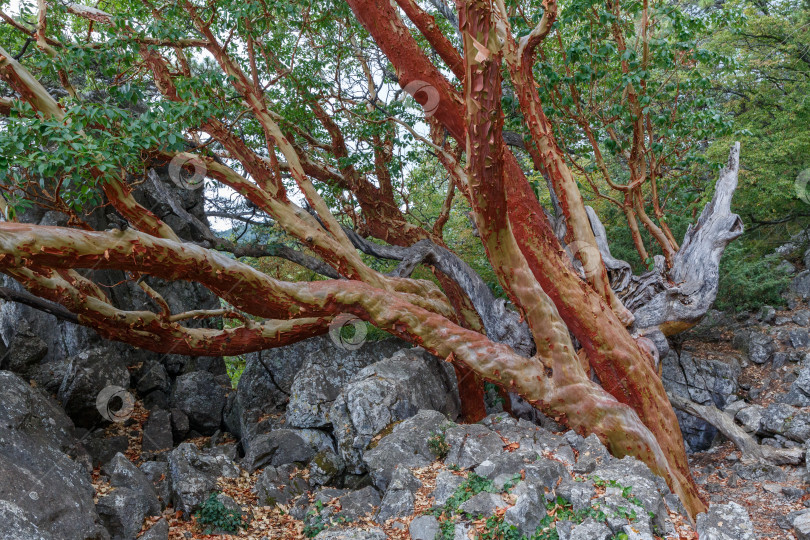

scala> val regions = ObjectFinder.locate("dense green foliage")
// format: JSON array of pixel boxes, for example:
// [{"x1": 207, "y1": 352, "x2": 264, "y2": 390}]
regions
[{"x1": 0, "y1": 0, "x2": 806, "y2": 315}]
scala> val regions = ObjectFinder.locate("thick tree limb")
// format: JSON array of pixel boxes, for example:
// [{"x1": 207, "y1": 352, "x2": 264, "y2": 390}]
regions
[
  {"x1": 387, "y1": 239, "x2": 534, "y2": 356},
  {"x1": 0, "y1": 222, "x2": 695, "y2": 517},
  {"x1": 627, "y1": 144, "x2": 744, "y2": 336},
  {"x1": 0, "y1": 96, "x2": 13, "y2": 115},
  {"x1": 147, "y1": 169, "x2": 341, "y2": 278},
  {"x1": 347, "y1": 0, "x2": 705, "y2": 516}
]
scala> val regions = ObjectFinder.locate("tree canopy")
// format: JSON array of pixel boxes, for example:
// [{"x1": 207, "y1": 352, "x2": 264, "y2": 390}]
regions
[{"x1": 0, "y1": 0, "x2": 807, "y2": 520}]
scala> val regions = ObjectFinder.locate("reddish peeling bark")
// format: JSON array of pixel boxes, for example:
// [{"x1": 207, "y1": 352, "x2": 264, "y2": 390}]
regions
[
  {"x1": 499, "y1": 3, "x2": 633, "y2": 326},
  {"x1": 394, "y1": 0, "x2": 465, "y2": 80},
  {"x1": 0, "y1": 223, "x2": 698, "y2": 514},
  {"x1": 346, "y1": 0, "x2": 705, "y2": 516},
  {"x1": 0, "y1": 1, "x2": 713, "y2": 518}
]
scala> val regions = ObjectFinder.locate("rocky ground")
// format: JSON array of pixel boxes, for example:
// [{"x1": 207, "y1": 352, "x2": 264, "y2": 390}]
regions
[
  {"x1": 4, "y1": 243, "x2": 810, "y2": 538},
  {"x1": 0, "y1": 331, "x2": 763, "y2": 540}
]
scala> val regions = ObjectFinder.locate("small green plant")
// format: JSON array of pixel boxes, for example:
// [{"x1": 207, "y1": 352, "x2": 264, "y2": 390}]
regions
[
  {"x1": 502, "y1": 473, "x2": 522, "y2": 492},
  {"x1": 195, "y1": 492, "x2": 248, "y2": 534},
  {"x1": 302, "y1": 518, "x2": 326, "y2": 538},
  {"x1": 479, "y1": 514, "x2": 523, "y2": 540},
  {"x1": 444, "y1": 473, "x2": 496, "y2": 515},
  {"x1": 428, "y1": 429, "x2": 451, "y2": 459},
  {"x1": 437, "y1": 519, "x2": 455, "y2": 540},
  {"x1": 224, "y1": 355, "x2": 247, "y2": 388},
  {"x1": 303, "y1": 503, "x2": 326, "y2": 538}
]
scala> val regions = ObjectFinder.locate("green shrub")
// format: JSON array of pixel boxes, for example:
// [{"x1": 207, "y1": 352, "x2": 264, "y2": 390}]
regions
[
  {"x1": 224, "y1": 356, "x2": 247, "y2": 388},
  {"x1": 195, "y1": 492, "x2": 248, "y2": 534},
  {"x1": 428, "y1": 430, "x2": 450, "y2": 459},
  {"x1": 715, "y1": 243, "x2": 791, "y2": 312}
]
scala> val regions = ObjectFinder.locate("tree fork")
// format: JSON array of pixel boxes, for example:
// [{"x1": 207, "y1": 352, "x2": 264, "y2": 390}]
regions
[{"x1": 346, "y1": 0, "x2": 705, "y2": 516}]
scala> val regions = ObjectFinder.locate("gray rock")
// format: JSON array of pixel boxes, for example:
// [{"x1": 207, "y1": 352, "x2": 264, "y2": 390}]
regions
[
  {"x1": 409, "y1": 515, "x2": 440, "y2": 540},
  {"x1": 556, "y1": 520, "x2": 575, "y2": 540},
  {"x1": 134, "y1": 362, "x2": 170, "y2": 396},
  {"x1": 377, "y1": 467, "x2": 420, "y2": 521},
  {"x1": 735, "y1": 405, "x2": 764, "y2": 434},
  {"x1": 570, "y1": 517, "x2": 612, "y2": 540},
  {"x1": 0, "y1": 326, "x2": 47, "y2": 376},
  {"x1": 556, "y1": 477, "x2": 595, "y2": 512},
  {"x1": 724, "y1": 399, "x2": 748, "y2": 417},
  {"x1": 696, "y1": 502, "x2": 755, "y2": 540},
  {"x1": 363, "y1": 410, "x2": 447, "y2": 490},
  {"x1": 57, "y1": 347, "x2": 131, "y2": 427},
  {"x1": 453, "y1": 522, "x2": 474, "y2": 540},
  {"x1": 598, "y1": 492, "x2": 649, "y2": 533},
  {"x1": 96, "y1": 488, "x2": 148, "y2": 540},
  {"x1": 102, "y1": 453, "x2": 160, "y2": 516},
  {"x1": 591, "y1": 458, "x2": 669, "y2": 533},
  {"x1": 310, "y1": 449, "x2": 346, "y2": 486},
  {"x1": 458, "y1": 492, "x2": 506, "y2": 517},
  {"x1": 431, "y1": 470, "x2": 465, "y2": 506},
  {"x1": 336, "y1": 486, "x2": 381, "y2": 519},
  {"x1": 285, "y1": 339, "x2": 406, "y2": 428},
  {"x1": 0, "y1": 500, "x2": 53, "y2": 540},
  {"x1": 167, "y1": 442, "x2": 239, "y2": 515},
  {"x1": 242, "y1": 430, "x2": 316, "y2": 471},
  {"x1": 661, "y1": 349, "x2": 739, "y2": 450},
  {"x1": 139, "y1": 461, "x2": 171, "y2": 509},
  {"x1": 377, "y1": 488, "x2": 414, "y2": 522},
  {"x1": 475, "y1": 449, "x2": 537, "y2": 480},
  {"x1": 619, "y1": 523, "x2": 655, "y2": 540},
  {"x1": 761, "y1": 403, "x2": 810, "y2": 442},
  {"x1": 314, "y1": 528, "x2": 387, "y2": 540},
  {"x1": 84, "y1": 432, "x2": 130, "y2": 467},
  {"x1": 791, "y1": 329, "x2": 810, "y2": 349},
  {"x1": 139, "y1": 518, "x2": 169, "y2": 540},
  {"x1": 254, "y1": 464, "x2": 310, "y2": 506},
  {"x1": 170, "y1": 408, "x2": 190, "y2": 443},
  {"x1": 794, "y1": 510, "x2": 810, "y2": 540},
  {"x1": 445, "y1": 423, "x2": 504, "y2": 470},
  {"x1": 793, "y1": 271, "x2": 810, "y2": 299},
  {"x1": 748, "y1": 332, "x2": 777, "y2": 364},
  {"x1": 795, "y1": 311, "x2": 810, "y2": 326},
  {"x1": 170, "y1": 371, "x2": 227, "y2": 435},
  {"x1": 524, "y1": 458, "x2": 569, "y2": 490},
  {"x1": 30, "y1": 358, "x2": 71, "y2": 395},
  {"x1": 758, "y1": 305, "x2": 776, "y2": 324},
  {"x1": 778, "y1": 260, "x2": 797, "y2": 275},
  {"x1": 226, "y1": 336, "x2": 379, "y2": 442},
  {"x1": 331, "y1": 349, "x2": 460, "y2": 472},
  {"x1": 572, "y1": 433, "x2": 610, "y2": 474},
  {"x1": 504, "y1": 489, "x2": 546, "y2": 537},
  {"x1": 783, "y1": 361, "x2": 810, "y2": 406},
  {"x1": 0, "y1": 371, "x2": 108, "y2": 540},
  {"x1": 732, "y1": 462, "x2": 786, "y2": 482},
  {"x1": 142, "y1": 409, "x2": 173, "y2": 454}
]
